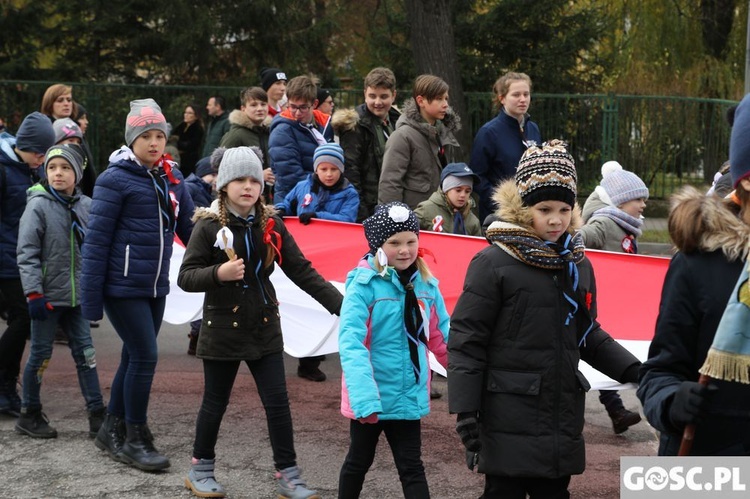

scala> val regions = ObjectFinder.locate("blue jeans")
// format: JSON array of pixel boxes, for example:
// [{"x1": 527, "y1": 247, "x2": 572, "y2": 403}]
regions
[
  {"x1": 193, "y1": 352, "x2": 296, "y2": 469},
  {"x1": 22, "y1": 305, "x2": 104, "y2": 412},
  {"x1": 104, "y1": 297, "x2": 165, "y2": 425}
]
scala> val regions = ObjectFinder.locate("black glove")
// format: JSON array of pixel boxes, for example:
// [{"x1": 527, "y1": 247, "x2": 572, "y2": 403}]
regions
[
  {"x1": 299, "y1": 212, "x2": 317, "y2": 225},
  {"x1": 276, "y1": 207, "x2": 286, "y2": 217},
  {"x1": 456, "y1": 412, "x2": 481, "y2": 452},
  {"x1": 669, "y1": 381, "x2": 718, "y2": 428},
  {"x1": 28, "y1": 293, "x2": 53, "y2": 321}
]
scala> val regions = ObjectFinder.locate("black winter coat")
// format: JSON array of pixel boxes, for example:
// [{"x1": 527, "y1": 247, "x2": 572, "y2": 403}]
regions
[
  {"x1": 448, "y1": 246, "x2": 639, "y2": 478},
  {"x1": 177, "y1": 206, "x2": 342, "y2": 361},
  {"x1": 637, "y1": 187, "x2": 750, "y2": 456}
]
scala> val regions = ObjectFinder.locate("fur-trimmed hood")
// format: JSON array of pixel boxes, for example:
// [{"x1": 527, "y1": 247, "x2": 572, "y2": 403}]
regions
[
  {"x1": 228, "y1": 109, "x2": 272, "y2": 129},
  {"x1": 397, "y1": 98, "x2": 461, "y2": 135},
  {"x1": 331, "y1": 107, "x2": 359, "y2": 134},
  {"x1": 492, "y1": 179, "x2": 582, "y2": 233},
  {"x1": 192, "y1": 199, "x2": 278, "y2": 223},
  {"x1": 669, "y1": 186, "x2": 750, "y2": 261}
]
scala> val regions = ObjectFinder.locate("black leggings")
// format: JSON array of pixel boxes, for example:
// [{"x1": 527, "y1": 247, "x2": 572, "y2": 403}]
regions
[{"x1": 192, "y1": 352, "x2": 296, "y2": 469}]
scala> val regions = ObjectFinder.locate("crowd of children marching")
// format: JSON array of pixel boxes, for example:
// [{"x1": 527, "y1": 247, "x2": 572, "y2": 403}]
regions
[{"x1": 1, "y1": 67, "x2": 750, "y2": 499}]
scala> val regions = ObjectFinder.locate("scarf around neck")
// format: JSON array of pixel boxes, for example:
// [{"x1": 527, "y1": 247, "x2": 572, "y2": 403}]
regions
[
  {"x1": 590, "y1": 206, "x2": 643, "y2": 237},
  {"x1": 397, "y1": 264, "x2": 427, "y2": 384},
  {"x1": 44, "y1": 183, "x2": 85, "y2": 248}
]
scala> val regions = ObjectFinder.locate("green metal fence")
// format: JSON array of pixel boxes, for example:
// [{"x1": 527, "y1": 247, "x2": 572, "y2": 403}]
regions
[{"x1": 0, "y1": 80, "x2": 736, "y2": 198}]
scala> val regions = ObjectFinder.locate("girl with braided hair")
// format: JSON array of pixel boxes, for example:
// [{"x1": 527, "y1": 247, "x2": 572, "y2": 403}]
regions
[{"x1": 178, "y1": 146, "x2": 342, "y2": 499}]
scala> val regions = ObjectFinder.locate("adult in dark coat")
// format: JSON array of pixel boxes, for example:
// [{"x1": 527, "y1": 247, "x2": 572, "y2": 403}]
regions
[
  {"x1": 449, "y1": 142, "x2": 640, "y2": 498},
  {"x1": 470, "y1": 72, "x2": 541, "y2": 221},
  {"x1": 171, "y1": 104, "x2": 205, "y2": 177}
]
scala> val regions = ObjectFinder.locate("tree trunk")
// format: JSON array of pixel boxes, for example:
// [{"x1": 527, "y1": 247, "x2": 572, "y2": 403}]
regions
[{"x1": 405, "y1": 0, "x2": 470, "y2": 159}]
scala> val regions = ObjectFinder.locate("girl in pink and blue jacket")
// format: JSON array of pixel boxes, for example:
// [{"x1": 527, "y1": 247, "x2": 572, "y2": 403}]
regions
[{"x1": 337, "y1": 201, "x2": 449, "y2": 499}]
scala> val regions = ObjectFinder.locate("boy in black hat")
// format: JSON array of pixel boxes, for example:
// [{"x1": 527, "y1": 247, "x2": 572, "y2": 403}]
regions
[
  {"x1": 260, "y1": 67, "x2": 288, "y2": 117},
  {"x1": 0, "y1": 112, "x2": 56, "y2": 416}
]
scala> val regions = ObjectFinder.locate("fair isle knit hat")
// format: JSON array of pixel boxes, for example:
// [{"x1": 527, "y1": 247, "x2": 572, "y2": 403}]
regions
[
  {"x1": 730, "y1": 93, "x2": 750, "y2": 187},
  {"x1": 515, "y1": 139, "x2": 577, "y2": 207},
  {"x1": 124, "y1": 99, "x2": 169, "y2": 147},
  {"x1": 313, "y1": 143, "x2": 345, "y2": 172},
  {"x1": 600, "y1": 166, "x2": 649, "y2": 207},
  {"x1": 363, "y1": 202, "x2": 420, "y2": 255},
  {"x1": 45, "y1": 143, "x2": 87, "y2": 185},
  {"x1": 216, "y1": 146, "x2": 264, "y2": 192},
  {"x1": 52, "y1": 118, "x2": 83, "y2": 144}
]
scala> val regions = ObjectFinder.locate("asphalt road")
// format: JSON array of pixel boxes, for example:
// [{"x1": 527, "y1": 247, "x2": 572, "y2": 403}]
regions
[{"x1": 0, "y1": 319, "x2": 657, "y2": 498}]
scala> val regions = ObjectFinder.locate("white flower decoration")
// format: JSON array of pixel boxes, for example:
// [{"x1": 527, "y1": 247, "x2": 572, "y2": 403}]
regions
[{"x1": 389, "y1": 205, "x2": 410, "y2": 223}]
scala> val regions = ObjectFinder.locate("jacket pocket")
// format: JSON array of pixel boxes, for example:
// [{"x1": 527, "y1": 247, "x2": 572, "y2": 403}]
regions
[
  {"x1": 485, "y1": 370, "x2": 542, "y2": 435},
  {"x1": 574, "y1": 370, "x2": 591, "y2": 392},
  {"x1": 204, "y1": 304, "x2": 242, "y2": 329},
  {"x1": 487, "y1": 370, "x2": 541, "y2": 395},
  {"x1": 123, "y1": 244, "x2": 130, "y2": 277}
]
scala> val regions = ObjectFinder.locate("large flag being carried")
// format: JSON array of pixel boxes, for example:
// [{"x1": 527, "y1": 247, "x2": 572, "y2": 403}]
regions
[{"x1": 165, "y1": 218, "x2": 670, "y2": 390}]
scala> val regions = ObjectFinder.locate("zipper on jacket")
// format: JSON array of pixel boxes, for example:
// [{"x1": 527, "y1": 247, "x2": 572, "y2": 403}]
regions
[
  {"x1": 552, "y1": 271, "x2": 562, "y2": 475},
  {"x1": 152, "y1": 176, "x2": 165, "y2": 298},
  {"x1": 70, "y1": 227, "x2": 76, "y2": 307},
  {"x1": 124, "y1": 244, "x2": 130, "y2": 277}
]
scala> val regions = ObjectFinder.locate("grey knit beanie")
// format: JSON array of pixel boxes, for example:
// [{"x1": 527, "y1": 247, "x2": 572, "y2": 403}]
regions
[
  {"x1": 216, "y1": 146, "x2": 264, "y2": 192},
  {"x1": 124, "y1": 99, "x2": 169, "y2": 147},
  {"x1": 44, "y1": 143, "x2": 87, "y2": 185},
  {"x1": 52, "y1": 118, "x2": 83, "y2": 144}
]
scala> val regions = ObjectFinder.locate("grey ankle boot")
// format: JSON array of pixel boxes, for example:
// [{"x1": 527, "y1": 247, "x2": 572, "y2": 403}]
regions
[{"x1": 185, "y1": 458, "x2": 226, "y2": 498}]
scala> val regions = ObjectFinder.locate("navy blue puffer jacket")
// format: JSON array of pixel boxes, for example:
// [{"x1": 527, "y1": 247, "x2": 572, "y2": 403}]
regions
[{"x1": 81, "y1": 147, "x2": 194, "y2": 320}]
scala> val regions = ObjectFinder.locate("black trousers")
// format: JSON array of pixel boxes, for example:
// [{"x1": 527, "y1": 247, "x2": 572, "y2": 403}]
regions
[
  {"x1": 483, "y1": 475, "x2": 571, "y2": 499},
  {"x1": 192, "y1": 352, "x2": 296, "y2": 469},
  {"x1": 338, "y1": 418, "x2": 429, "y2": 499},
  {"x1": 0, "y1": 278, "x2": 30, "y2": 381}
]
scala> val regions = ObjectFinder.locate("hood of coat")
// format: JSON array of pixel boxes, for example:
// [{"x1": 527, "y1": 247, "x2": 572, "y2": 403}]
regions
[
  {"x1": 669, "y1": 186, "x2": 750, "y2": 261},
  {"x1": 492, "y1": 179, "x2": 582, "y2": 234},
  {"x1": 396, "y1": 98, "x2": 461, "y2": 135},
  {"x1": 331, "y1": 107, "x2": 359, "y2": 135},
  {"x1": 228, "y1": 109, "x2": 272, "y2": 130},
  {"x1": 192, "y1": 199, "x2": 279, "y2": 224},
  {"x1": 581, "y1": 188, "x2": 611, "y2": 222}
]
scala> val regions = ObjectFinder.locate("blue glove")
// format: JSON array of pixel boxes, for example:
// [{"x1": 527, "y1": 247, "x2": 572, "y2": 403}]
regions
[
  {"x1": 299, "y1": 212, "x2": 316, "y2": 225},
  {"x1": 28, "y1": 293, "x2": 54, "y2": 321}
]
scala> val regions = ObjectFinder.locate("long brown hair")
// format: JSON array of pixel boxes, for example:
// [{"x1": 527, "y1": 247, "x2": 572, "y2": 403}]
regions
[{"x1": 40, "y1": 84, "x2": 77, "y2": 119}]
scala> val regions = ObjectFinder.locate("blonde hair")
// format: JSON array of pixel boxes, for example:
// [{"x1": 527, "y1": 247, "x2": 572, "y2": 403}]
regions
[
  {"x1": 217, "y1": 190, "x2": 276, "y2": 268},
  {"x1": 492, "y1": 72, "x2": 532, "y2": 109}
]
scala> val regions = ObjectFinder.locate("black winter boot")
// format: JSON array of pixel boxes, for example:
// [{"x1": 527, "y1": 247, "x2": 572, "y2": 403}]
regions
[
  {"x1": 88, "y1": 407, "x2": 106, "y2": 438},
  {"x1": 0, "y1": 375, "x2": 21, "y2": 417},
  {"x1": 119, "y1": 423, "x2": 171, "y2": 471},
  {"x1": 15, "y1": 407, "x2": 58, "y2": 438},
  {"x1": 94, "y1": 413, "x2": 126, "y2": 460}
]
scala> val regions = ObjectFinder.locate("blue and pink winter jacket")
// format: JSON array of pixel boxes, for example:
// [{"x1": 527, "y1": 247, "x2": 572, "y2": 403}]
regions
[{"x1": 338, "y1": 257, "x2": 449, "y2": 421}]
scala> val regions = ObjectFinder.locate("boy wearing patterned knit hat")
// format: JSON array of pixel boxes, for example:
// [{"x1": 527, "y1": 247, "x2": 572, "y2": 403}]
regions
[
  {"x1": 448, "y1": 140, "x2": 641, "y2": 497},
  {"x1": 0, "y1": 111, "x2": 56, "y2": 417},
  {"x1": 578, "y1": 161, "x2": 647, "y2": 434},
  {"x1": 275, "y1": 143, "x2": 359, "y2": 225},
  {"x1": 15, "y1": 143, "x2": 105, "y2": 439},
  {"x1": 415, "y1": 162, "x2": 482, "y2": 236}
]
